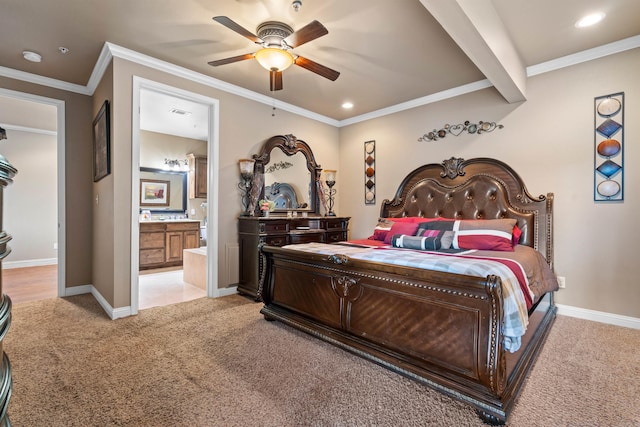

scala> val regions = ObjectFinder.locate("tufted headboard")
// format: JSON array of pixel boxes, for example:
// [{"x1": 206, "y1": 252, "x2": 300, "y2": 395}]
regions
[{"x1": 380, "y1": 157, "x2": 554, "y2": 268}]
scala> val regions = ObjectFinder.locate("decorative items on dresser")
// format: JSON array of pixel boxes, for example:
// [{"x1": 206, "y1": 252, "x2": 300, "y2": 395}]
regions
[
  {"x1": 187, "y1": 153, "x2": 207, "y2": 199},
  {"x1": 139, "y1": 220, "x2": 200, "y2": 269},
  {"x1": 0, "y1": 147, "x2": 17, "y2": 425},
  {"x1": 237, "y1": 216, "x2": 350, "y2": 299}
]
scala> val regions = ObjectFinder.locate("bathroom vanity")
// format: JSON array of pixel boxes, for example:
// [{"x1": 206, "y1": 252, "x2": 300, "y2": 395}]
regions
[{"x1": 139, "y1": 220, "x2": 200, "y2": 269}]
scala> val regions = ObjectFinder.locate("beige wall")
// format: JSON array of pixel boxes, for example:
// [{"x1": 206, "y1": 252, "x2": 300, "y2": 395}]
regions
[
  {"x1": 2, "y1": 130, "x2": 57, "y2": 263},
  {"x1": 0, "y1": 76, "x2": 93, "y2": 288},
  {"x1": 338, "y1": 48, "x2": 640, "y2": 319},
  {"x1": 92, "y1": 62, "x2": 115, "y2": 304}
]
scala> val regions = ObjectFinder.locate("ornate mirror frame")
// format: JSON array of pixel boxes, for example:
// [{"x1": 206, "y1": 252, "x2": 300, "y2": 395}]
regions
[{"x1": 253, "y1": 134, "x2": 322, "y2": 215}]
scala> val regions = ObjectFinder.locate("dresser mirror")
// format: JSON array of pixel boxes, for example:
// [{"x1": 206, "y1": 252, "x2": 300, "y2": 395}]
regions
[
  {"x1": 253, "y1": 135, "x2": 322, "y2": 215},
  {"x1": 139, "y1": 167, "x2": 187, "y2": 213}
]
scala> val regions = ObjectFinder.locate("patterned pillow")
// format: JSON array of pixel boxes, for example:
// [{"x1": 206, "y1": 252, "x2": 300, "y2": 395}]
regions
[
  {"x1": 392, "y1": 230, "x2": 455, "y2": 250},
  {"x1": 368, "y1": 217, "x2": 441, "y2": 241},
  {"x1": 417, "y1": 219, "x2": 517, "y2": 251}
]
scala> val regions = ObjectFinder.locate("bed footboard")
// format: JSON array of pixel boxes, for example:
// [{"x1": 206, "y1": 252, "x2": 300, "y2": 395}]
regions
[{"x1": 260, "y1": 246, "x2": 555, "y2": 423}]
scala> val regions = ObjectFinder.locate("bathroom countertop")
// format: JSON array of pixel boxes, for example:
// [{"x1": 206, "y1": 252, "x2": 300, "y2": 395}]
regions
[{"x1": 140, "y1": 219, "x2": 202, "y2": 223}]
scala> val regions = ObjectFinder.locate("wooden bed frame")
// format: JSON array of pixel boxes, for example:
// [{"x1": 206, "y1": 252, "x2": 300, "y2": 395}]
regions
[{"x1": 260, "y1": 157, "x2": 557, "y2": 424}]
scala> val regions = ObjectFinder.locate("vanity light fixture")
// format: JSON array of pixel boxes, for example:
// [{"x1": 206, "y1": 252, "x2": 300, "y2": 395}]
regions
[
  {"x1": 575, "y1": 12, "x2": 605, "y2": 28},
  {"x1": 164, "y1": 158, "x2": 189, "y2": 171}
]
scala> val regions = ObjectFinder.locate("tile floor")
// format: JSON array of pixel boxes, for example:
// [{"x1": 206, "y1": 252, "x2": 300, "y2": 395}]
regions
[{"x1": 138, "y1": 268, "x2": 206, "y2": 310}]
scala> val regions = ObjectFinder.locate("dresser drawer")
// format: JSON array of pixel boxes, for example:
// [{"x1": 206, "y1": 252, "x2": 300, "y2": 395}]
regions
[
  {"x1": 166, "y1": 222, "x2": 200, "y2": 232},
  {"x1": 140, "y1": 231, "x2": 165, "y2": 249},
  {"x1": 262, "y1": 221, "x2": 289, "y2": 234},
  {"x1": 140, "y1": 248, "x2": 165, "y2": 265},
  {"x1": 290, "y1": 231, "x2": 324, "y2": 244},
  {"x1": 264, "y1": 235, "x2": 290, "y2": 247},
  {"x1": 326, "y1": 231, "x2": 347, "y2": 243}
]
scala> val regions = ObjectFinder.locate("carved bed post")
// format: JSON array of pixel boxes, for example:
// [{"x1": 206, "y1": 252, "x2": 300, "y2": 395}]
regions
[{"x1": 0, "y1": 151, "x2": 17, "y2": 426}]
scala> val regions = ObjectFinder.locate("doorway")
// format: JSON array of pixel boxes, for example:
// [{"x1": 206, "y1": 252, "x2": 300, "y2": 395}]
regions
[
  {"x1": 0, "y1": 89, "x2": 65, "y2": 303},
  {"x1": 131, "y1": 77, "x2": 219, "y2": 314}
]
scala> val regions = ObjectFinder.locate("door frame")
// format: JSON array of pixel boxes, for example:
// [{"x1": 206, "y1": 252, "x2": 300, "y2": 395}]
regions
[
  {"x1": 0, "y1": 88, "x2": 65, "y2": 297},
  {"x1": 130, "y1": 77, "x2": 220, "y2": 314}
]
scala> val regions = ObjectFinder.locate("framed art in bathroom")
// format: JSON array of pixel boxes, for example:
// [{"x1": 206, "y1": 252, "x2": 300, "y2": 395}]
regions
[
  {"x1": 92, "y1": 100, "x2": 111, "y2": 182},
  {"x1": 140, "y1": 179, "x2": 170, "y2": 207}
]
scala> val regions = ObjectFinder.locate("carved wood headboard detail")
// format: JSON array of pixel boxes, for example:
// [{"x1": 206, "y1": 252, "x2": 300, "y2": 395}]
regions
[{"x1": 380, "y1": 157, "x2": 554, "y2": 269}]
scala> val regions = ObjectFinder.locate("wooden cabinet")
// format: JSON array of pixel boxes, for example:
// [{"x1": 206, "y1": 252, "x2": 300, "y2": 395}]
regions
[
  {"x1": 188, "y1": 153, "x2": 207, "y2": 199},
  {"x1": 237, "y1": 216, "x2": 350, "y2": 299},
  {"x1": 140, "y1": 221, "x2": 201, "y2": 269}
]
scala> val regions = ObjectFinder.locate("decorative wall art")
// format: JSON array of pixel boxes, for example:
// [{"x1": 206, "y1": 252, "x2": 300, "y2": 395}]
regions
[
  {"x1": 92, "y1": 100, "x2": 111, "y2": 182},
  {"x1": 418, "y1": 120, "x2": 504, "y2": 142},
  {"x1": 140, "y1": 179, "x2": 170, "y2": 207},
  {"x1": 364, "y1": 140, "x2": 375, "y2": 205},
  {"x1": 594, "y1": 92, "x2": 624, "y2": 201}
]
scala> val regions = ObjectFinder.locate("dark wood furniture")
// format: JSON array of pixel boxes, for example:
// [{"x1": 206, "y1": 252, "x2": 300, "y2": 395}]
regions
[
  {"x1": 260, "y1": 157, "x2": 556, "y2": 425},
  {"x1": 139, "y1": 220, "x2": 200, "y2": 269},
  {"x1": 237, "y1": 215, "x2": 349, "y2": 299},
  {"x1": 0, "y1": 153, "x2": 17, "y2": 424}
]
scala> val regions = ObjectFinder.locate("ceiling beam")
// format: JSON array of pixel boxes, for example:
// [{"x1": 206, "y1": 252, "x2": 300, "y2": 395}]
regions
[{"x1": 420, "y1": 0, "x2": 527, "y2": 103}]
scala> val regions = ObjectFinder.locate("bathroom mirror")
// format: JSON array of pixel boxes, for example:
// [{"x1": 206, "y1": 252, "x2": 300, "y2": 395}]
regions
[
  {"x1": 253, "y1": 134, "x2": 322, "y2": 215},
  {"x1": 139, "y1": 167, "x2": 187, "y2": 213}
]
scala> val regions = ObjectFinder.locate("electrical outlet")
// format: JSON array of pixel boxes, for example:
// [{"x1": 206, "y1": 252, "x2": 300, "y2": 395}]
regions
[
  {"x1": 53, "y1": 243, "x2": 58, "y2": 250},
  {"x1": 557, "y1": 276, "x2": 566, "y2": 289}
]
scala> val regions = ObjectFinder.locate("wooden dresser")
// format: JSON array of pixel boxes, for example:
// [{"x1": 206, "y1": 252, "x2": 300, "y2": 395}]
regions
[
  {"x1": 139, "y1": 220, "x2": 200, "y2": 269},
  {"x1": 237, "y1": 216, "x2": 350, "y2": 299}
]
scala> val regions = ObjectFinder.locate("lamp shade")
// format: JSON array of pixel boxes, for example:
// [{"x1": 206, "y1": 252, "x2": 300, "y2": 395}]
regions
[
  {"x1": 238, "y1": 158, "x2": 255, "y2": 175},
  {"x1": 324, "y1": 169, "x2": 337, "y2": 182},
  {"x1": 255, "y1": 48, "x2": 294, "y2": 72}
]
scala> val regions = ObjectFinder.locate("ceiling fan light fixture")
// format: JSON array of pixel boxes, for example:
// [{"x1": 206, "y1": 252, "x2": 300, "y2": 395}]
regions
[{"x1": 255, "y1": 48, "x2": 294, "y2": 72}]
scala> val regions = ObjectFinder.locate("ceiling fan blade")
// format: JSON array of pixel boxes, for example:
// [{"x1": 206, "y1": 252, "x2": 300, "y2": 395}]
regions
[
  {"x1": 208, "y1": 53, "x2": 255, "y2": 66},
  {"x1": 270, "y1": 69, "x2": 283, "y2": 91},
  {"x1": 213, "y1": 16, "x2": 263, "y2": 44},
  {"x1": 294, "y1": 56, "x2": 340, "y2": 81},
  {"x1": 283, "y1": 20, "x2": 328, "y2": 48}
]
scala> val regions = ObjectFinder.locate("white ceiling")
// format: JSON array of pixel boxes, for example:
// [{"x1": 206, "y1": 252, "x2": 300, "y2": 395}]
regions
[{"x1": 1, "y1": 0, "x2": 639, "y2": 138}]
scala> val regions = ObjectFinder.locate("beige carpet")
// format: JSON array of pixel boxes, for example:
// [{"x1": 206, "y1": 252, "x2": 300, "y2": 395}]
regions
[{"x1": 5, "y1": 294, "x2": 640, "y2": 426}]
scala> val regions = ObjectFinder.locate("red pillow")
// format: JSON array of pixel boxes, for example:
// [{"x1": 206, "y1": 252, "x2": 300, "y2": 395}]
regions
[
  {"x1": 512, "y1": 225, "x2": 522, "y2": 245},
  {"x1": 383, "y1": 222, "x2": 420, "y2": 244}
]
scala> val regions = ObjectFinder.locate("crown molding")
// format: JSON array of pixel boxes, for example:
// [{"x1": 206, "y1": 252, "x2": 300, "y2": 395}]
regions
[
  {"x1": 0, "y1": 66, "x2": 90, "y2": 95},
  {"x1": 2, "y1": 36, "x2": 638, "y2": 127},
  {"x1": 527, "y1": 34, "x2": 640, "y2": 77}
]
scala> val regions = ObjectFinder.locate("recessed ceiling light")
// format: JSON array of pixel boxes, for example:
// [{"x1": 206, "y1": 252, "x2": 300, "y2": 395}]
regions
[
  {"x1": 575, "y1": 12, "x2": 605, "y2": 28},
  {"x1": 22, "y1": 51, "x2": 42, "y2": 63},
  {"x1": 342, "y1": 102, "x2": 354, "y2": 109}
]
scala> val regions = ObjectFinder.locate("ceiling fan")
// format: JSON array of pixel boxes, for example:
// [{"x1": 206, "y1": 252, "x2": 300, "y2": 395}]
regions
[{"x1": 208, "y1": 16, "x2": 340, "y2": 91}]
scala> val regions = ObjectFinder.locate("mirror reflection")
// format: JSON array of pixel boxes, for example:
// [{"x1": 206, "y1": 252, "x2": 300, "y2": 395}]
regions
[
  {"x1": 263, "y1": 150, "x2": 311, "y2": 211},
  {"x1": 139, "y1": 167, "x2": 187, "y2": 212}
]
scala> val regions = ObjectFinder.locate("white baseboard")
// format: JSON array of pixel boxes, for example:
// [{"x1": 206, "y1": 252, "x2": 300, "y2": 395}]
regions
[
  {"x1": 557, "y1": 304, "x2": 640, "y2": 330},
  {"x1": 3, "y1": 258, "x2": 57, "y2": 269},
  {"x1": 218, "y1": 286, "x2": 238, "y2": 297},
  {"x1": 64, "y1": 284, "x2": 240, "y2": 319}
]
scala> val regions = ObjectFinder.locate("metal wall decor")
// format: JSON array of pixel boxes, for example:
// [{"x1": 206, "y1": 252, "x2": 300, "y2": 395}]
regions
[
  {"x1": 364, "y1": 140, "x2": 375, "y2": 204},
  {"x1": 418, "y1": 120, "x2": 504, "y2": 142},
  {"x1": 594, "y1": 92, "x2": 624, "y2": 201}
]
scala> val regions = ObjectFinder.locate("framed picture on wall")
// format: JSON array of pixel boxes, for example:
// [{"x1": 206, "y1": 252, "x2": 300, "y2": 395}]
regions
[
  {"x1": 140, "y1": 179, "x2": 170, "y2": 207},
  {"x1": 92, "y1": 100, "x2": 111, "y2": 182}
]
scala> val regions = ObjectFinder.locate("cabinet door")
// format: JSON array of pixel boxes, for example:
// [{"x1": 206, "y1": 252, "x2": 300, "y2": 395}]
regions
[
  {"x1": 188, "y1": 155, "x2": 208, "y2": 199},
  {"x1": 165, "y1": 231, "x2": 184, "y2": 262},
  {"x1": 183, "y1": 230, "x2": 200, "y2": 249}
]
